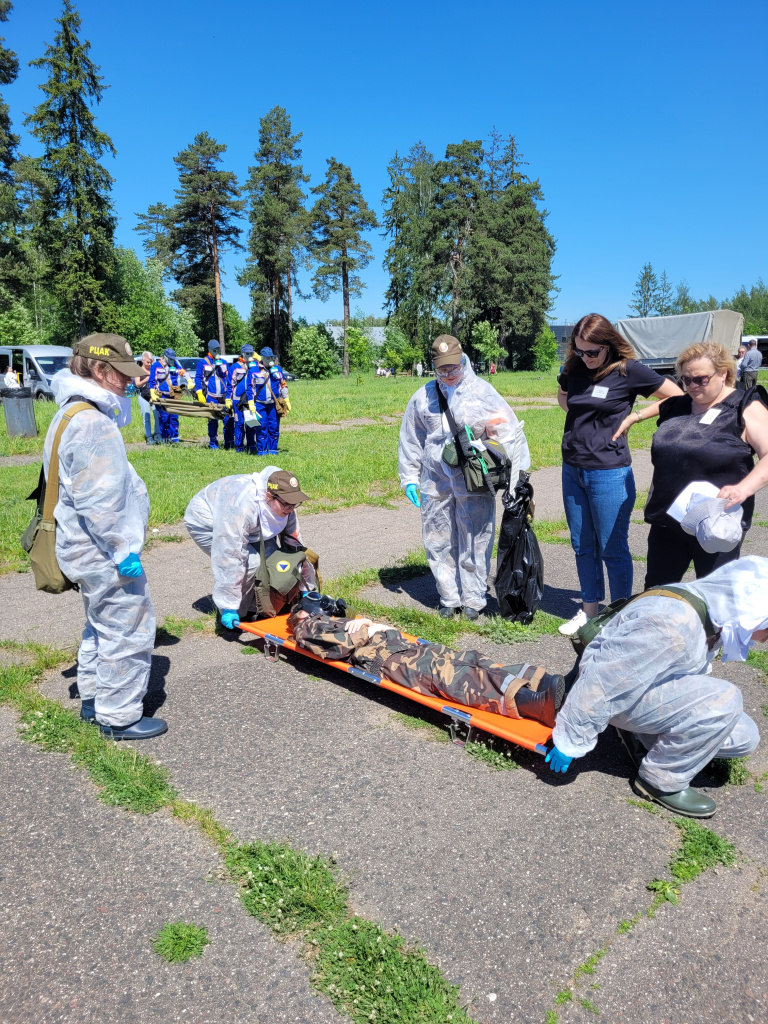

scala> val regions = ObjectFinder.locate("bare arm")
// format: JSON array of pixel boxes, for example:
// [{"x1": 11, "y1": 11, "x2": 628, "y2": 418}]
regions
[
  {"x1": 720, "y1": 400, "x2": 768, "y2": 508},
  {"x1": 611, "y1": 378, "x2": 683, "y2": 440}
]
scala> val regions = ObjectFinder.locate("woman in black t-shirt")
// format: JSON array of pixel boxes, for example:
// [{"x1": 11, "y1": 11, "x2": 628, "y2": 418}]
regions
[
  {"x1": 635, "y1": 341, "x2": 768, "y2": 587},
  {"x1": 557, "y1": 314, "x2": 681, "y2": 636}
]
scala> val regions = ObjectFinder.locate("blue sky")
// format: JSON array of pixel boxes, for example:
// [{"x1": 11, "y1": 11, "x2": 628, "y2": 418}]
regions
[{"x1": 7, "y1": 0, "x2": 767, "y2": 326}]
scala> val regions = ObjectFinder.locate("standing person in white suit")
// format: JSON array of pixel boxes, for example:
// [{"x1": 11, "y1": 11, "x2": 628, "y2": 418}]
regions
[
  {"x1": 398, "y1": 334, "x2": 529, "y2": 620},
  {"x1": 45, "y1": 334, "x2": 165, "y2": 740}
]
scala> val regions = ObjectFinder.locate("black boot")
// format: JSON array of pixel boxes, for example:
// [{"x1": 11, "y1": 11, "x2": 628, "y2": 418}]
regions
[{"x1": 514, "y1": 673, "x2": 565, "y2": 728}]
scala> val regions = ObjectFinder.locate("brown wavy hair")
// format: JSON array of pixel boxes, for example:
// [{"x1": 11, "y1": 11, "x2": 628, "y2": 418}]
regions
[
  {"x1": 676, "y1": 342, "x2": 737, "y2": 388},
  {"x1": 562, "y1": 313, "x2": 637, "y2": 382}
]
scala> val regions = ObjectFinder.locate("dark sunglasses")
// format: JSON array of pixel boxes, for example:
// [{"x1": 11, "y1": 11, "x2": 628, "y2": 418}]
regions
[
  {"x1": 574, "y1": 346, "x2": 604, "y2": 359},
  {"x1": 679, "y1": 374, "x2": 712, "y2": 388}
]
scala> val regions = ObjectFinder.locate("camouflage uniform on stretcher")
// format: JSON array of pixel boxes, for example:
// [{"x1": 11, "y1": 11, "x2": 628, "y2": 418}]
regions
[{"x1": 291, "y1": 615, "x2": 565, "y2": 727}]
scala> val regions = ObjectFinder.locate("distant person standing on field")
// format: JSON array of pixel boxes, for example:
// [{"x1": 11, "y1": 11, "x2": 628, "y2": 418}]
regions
[
  {"x1": 556, "y1": 313, "x2": 682, "y2": 636},
  {"x1": 740, "y1": 339, "x2": 762, "y2": 390},
  {"x1": 735, "y1": 345, "x2": 747, "y2": 389},
  {"x1": 416, "y1": 361, "x2": 423, "y2": 378},
  {"x1": 135, "y1": 351, "x2": 158, "y2": 445}
]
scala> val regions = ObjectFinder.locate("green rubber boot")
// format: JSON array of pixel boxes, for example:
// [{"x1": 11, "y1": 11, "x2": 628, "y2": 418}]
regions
[{"x1": 632, "y1": 776, "x2": 716, "y2": 819}]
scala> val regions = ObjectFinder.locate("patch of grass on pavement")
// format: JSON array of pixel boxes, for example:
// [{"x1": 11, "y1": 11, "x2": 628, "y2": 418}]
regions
[
  {"x1": 227, "y1": 840, "x2": 475, "y2": 1024},
  {"x1": 533, "y1": 517, "x2": 570, "y2": 545},
  {"x1": 156, "y1": 613, "x2": 215, "y2": 644},
  {"x1": 669, "y1": 817, "x2": 736, "y2": 882},
  {"x1": 747, "y1": 649, "x2": 768, "y2": 677},
  {"x1": 713, "y1": 756, "x2": 750, "y2": 786},
  {"x1": 390, "y1": 711, "x2": 450, "y2": 743},
  {"x1": 1, "y1": 640, "x2": 479, "y2": 1024},
  {"x1": 465, "y1": 736, "x2": 519, "y2": 770},
  {"x1": 153, "y1": 921, "x2": 210, "y2": 963},
  {"x1": 626, "y1": 798, "x2": 660, "y2": 815}
]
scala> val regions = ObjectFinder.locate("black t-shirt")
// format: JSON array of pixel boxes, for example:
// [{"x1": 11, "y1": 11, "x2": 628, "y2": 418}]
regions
[
  {"x1": 559, "y1": 359, "x2": 666, "y2": 469},
  {"x1": 644, "y1": 386, "x2": 766, "y2": 528}
]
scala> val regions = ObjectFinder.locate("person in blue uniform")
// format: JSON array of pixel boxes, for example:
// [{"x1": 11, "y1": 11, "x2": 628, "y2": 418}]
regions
[
  {"x1": 149, "y1": 348, "x2": 185, "y2": 443},
  {"x1": 243, "y1": 353, "x2": 265, "y2": 454},
  {"x1": 226, "y1": 344, "x2": 258, "y2": 453},
  {"x1": 195, "y1": 339, "x2": 229, "y2": 449},
  {"x1": 254, "y1": 346, "x2": 289, "y2": 456}
]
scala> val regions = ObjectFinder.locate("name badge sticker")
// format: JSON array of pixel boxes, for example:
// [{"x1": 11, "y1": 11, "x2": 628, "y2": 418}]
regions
[
  {"x1": 700, "y1": 407, "x2": 722, "y2": 425},
  {"x1": 592, "y1": 385, "x2": 609, "y2": 399}
]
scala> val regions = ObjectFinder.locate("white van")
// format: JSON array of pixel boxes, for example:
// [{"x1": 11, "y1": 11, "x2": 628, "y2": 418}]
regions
[{"x1": 0, "y1": 345, "x2": 73, "y2": 399}]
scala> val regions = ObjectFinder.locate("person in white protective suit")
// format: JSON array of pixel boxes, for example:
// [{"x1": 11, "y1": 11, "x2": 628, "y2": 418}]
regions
[
  {"x1": 45, "y1": 335, "x2": 166, "y2": 740},
  {"x1": 184, "y1": 467, "x2": 316, "y2": 631},
  {"x1": 547, "y1": 557, "x2": 767, "y2": 817},
  {"x1": 398, "y1": 334, "x2": 530, "y2": 619}
]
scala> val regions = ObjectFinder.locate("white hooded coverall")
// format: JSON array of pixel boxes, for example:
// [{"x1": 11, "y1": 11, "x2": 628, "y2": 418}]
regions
[
  {"x1": 552, "y1": 557, "x2": 765, "y2": 792},
  {"x1": 398, "y1": 358, "x2": 530, "y2": 611},
  {"x1": 183, "y1": 466, "x2": 316, "y2": 615},
  {"x1": 44, "y1": 369, "x2": 155, "y2": 728}
]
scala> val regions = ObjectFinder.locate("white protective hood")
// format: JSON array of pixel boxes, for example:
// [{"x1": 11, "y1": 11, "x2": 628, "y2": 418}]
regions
[{"x1": 683, "y1": 556, "x2": 768, "y2": 661}]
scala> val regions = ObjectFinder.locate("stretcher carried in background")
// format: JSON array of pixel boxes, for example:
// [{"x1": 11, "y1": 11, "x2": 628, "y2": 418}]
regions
[
  {"x1": 239, "y1": 614, "x2": 553, "y2": 755},
  {"x1": 149, "y1": 395, "x2": 228, "y2": 420}
]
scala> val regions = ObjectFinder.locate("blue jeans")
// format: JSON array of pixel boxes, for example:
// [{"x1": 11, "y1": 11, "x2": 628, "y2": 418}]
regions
[{"x1": 562, "y1": 463, "x2": 635, "y2": 605}]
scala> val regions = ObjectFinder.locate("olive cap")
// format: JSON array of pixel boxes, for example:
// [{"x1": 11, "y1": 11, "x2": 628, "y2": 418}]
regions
[
  {"x1": 266, "y1": 470, "x2": 309, "y2": 505},
  {"x1": 73, "y1": 333, "x2": 141, "y2": 377},
  {"x1": 431, "y1": 334, "x2": 463, "y2": 368}
]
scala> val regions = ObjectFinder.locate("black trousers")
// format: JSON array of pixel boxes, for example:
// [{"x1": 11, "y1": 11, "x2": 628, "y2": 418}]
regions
[{"x1": 644, "y1": 521, "x2": 743, "y2": 589}]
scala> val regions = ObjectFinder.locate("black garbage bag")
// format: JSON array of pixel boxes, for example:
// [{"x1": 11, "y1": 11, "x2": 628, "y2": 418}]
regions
[{"x1": 495, "y1": 471, "x2": 544, "y2": 623}]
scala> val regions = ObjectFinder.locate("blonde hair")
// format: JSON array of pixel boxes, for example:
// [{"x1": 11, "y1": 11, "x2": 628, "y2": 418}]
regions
[{"x1": 676, "y1": 341, "x2": 736, "y2": 387}]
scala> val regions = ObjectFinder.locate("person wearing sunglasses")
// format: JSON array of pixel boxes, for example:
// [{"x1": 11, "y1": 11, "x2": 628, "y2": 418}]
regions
[
  {"x1": 639, "y1": 341, "x2": 768, "y2": 586},
  {"x1": 183, "y1": 466, "x2": 316, "y2": 629},
  {"x1": 556, "y1": 314, "x2": 681, "y2": 636},
  {"x1": 399, "y1": 334, "x2": 529, "y2": 620}
]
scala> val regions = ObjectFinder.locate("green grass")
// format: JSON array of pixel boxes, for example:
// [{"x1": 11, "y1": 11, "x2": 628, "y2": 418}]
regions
[
  {"x1": 390, "y1": 711, "x2": 450, "y2": 743},
  {"x1": 326, "y1": 554, "x2": 563, "y2": 646},
  {"x1": 465, "y1": 736, "x2": 519, "y2": 770},
  {"x1": 669, "y1": 817, "x2": 736, "y2": 882},
  {"x1": 573, "y1": 946, "x2": 607, "y2": 979},
  {"x1": 1, "y1": 638, "x2": 480, "y2": 1024},
  {"x1": 713, "y1": 756, "x2": 750, "y2": 786},
  {"x1": 626, "y1": 798, "x2": 660, "y2": 815},
  {"x1": 533, "y1": 517, "x2": 570, "y2": 545},
  {"x1": 554, "y1": 989, "x2": 573, "y2": 1005},
  {"x1": 579, "y1": 997, "x2": 601, "y2": 1015},
  {"x1": 747, "y1": 649, "x2": 768, "y2": 677},
  {"x1": 153, "y1": 922, "x2": 210, "y2": 963}
]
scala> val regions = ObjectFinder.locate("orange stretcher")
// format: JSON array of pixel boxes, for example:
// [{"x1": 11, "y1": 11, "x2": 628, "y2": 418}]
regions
[{"x1": 239, "y1": 614, "x2": 553, "y2": 755}]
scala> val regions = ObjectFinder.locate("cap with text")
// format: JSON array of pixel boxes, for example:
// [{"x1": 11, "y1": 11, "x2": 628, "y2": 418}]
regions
[
  {"x1": 73, "y1": 333, "x2": 141, "y2": 377},
  {"x1": 431, "y1": 334, "x2": 463, "y2": 368},
  {"x1": 266, "y1": 470, "x2": 309, "y2": 505}
]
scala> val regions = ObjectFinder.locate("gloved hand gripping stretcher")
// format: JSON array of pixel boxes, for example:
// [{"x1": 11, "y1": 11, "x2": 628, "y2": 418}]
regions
[{"x1": 239, "y1": 610, "x2": 556, "y2": 754}]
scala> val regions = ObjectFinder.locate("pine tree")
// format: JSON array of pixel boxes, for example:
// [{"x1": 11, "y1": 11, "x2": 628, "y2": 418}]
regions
[
  {"x1": 656, "y1": 269, "x2": 675, "y2": 315},
  {"x1": 166, "y1": 131, "x2": 243, "y2": 352},
  {"x1": 0, "y1": 0, "x2": 19, "y2": 181},
  {"x1": 0, "y1": 0, "x2": 24, "y2": 297},
  {"x1": 432, "y1": 140, "x2": 485, "y2": 336},
  {"x1": 628, "y1": 263, "x2": 660, "y2": 317},
  {"x1": 25, "y1": 0, "x2": 117, "y2": 336},
  {"x1": 133, "y1": 201, "x2": 173, "y2": 276},
  {"x1": 468, "y1": 132, "x2": 555, "y2": 365},
  {"x1": 240, "y1": 106, "x2": 309, "y2": 360},
  {"x1": 309, "y1": 158, "x2": 378, "y2": 376}
]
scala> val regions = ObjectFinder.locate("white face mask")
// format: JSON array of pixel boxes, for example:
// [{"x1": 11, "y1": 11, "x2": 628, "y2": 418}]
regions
[{"x1": 114, "y1": 395, "x2": 133, "y2": 428}]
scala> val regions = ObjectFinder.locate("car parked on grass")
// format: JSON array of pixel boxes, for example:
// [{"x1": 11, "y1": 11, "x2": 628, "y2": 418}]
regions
[{"x1": 0, "y1": 345, "x2": 74, "y2": 399}]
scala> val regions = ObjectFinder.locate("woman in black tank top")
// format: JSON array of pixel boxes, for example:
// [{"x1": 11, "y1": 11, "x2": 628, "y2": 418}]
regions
[{"x1": 640, "y1": 341, "x2": 768, "y2": 587}]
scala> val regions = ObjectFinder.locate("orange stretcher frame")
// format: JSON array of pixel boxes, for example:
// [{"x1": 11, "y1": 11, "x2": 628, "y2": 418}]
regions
[{"x1": 239, "y1": 615, "x2": 553, "y2": 755}]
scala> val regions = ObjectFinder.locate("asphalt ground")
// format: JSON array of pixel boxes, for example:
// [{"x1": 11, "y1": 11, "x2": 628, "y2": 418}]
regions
[{"x1": 2, "y1": 450, "x2": 768, "y2": 1023}]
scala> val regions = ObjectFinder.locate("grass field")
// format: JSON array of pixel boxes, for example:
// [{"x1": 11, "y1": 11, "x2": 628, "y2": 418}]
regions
[{"x1": 0, "y1": 368, "x2": 658, "y2": 573}]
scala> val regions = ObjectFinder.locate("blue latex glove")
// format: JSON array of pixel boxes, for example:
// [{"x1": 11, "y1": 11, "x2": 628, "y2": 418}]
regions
[
  {"x1": 220, "y1": 609, "x2": 241, "y2": 630},
  {"x1": 545, "y1": 746, "x2": 574, "y2": 773},
  {"x1": 405, "y1": 484, "x2": 421, "y2": 508},
  {"x1": 117, "y1": 553, "x2": 143, "y2": 578}
]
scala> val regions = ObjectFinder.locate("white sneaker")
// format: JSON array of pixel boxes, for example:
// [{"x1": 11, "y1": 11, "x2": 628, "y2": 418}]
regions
[{"x1": 558, "y1": 609, "x2": 589, "y2": 636}]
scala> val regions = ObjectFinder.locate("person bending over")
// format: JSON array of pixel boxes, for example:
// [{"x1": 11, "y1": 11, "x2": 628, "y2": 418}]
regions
[
  {"x1": 546, "y1": 557, "x2": 765, "y2": 818},
  {"x1": 287, "y1": 597, "x2": 565, "y2": 728}
]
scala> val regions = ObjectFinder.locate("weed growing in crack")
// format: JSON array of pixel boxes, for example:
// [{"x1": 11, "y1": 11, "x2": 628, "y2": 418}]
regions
[
  {"x1": 669, "y1": 817, "x2": 736, "y2": 882},
  {"x1": 153, "y1": 921, "x2": 210, "y2": 963},
  {"x1": 573, "y1": 946, "x2": 607, "y2": 980},
  {"x1": 390, "y1": 711, "x2": 450, "y2": 743},
  {"x1": 465, "y1": 737, "x2": 519, "y2": 771},
  {"x1": 626, "y1": 798, "x2": 659, "y2": 815},
  {"x1": 712, "y1": 756, "x2": 750, "y2": 786}
]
